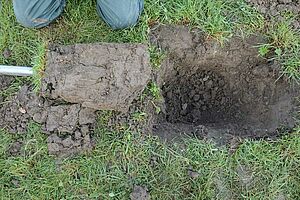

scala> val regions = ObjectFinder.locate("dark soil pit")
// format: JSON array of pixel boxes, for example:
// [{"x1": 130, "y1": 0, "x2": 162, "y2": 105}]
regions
[{"x1": 151, "y1": 25, "x2": 299, "y2": 144}]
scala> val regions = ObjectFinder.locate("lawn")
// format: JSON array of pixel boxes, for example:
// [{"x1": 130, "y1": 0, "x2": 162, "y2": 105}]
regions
[{"x1": 0, "y1": 0, "x2": 300, "y2": 199}]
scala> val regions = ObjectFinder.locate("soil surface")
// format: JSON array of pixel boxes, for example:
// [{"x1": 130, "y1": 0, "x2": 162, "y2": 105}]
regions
[
  {"x1": 151, "y1": 25, "x2": 299, "y2": 142},
  {"x1": 130, "y1": 185, "x2": 150, "y2": 200},
  {"x1": 0, "y1": 85, "x2": 96, "y2": 156},
  {"x1": 0, "y1": 75, "x2": 14, "y2": 103},
  {"x1": 246, "y1": 0, "x2": 300, "y2": 29},
  {"x1": 42, "y1": 43, "x2": 151, "y2": 112}
]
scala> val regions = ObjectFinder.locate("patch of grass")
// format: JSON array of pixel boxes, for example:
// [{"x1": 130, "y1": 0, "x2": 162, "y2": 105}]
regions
[
  {"x1": 147, "y1": 82, "x2": 161, "y2": 100},
  {"x1": 149, "y1": 45, "x2": 165, "y2": 69},
  {"x1": 262, "y1": 14, "x2": 300, "y2": 82},
  {"x1": 1, "y1": 0, "x2": 264, "y2": 68},
  {"x1": 1, "y1": 122, "x2": 300, "y2": 199},
  {"x1": 132, "y1": 111, "x2": 148, "y2": 122},
  {"x1": 31, "y1": 42, "x2": 47, "y2": 92}
]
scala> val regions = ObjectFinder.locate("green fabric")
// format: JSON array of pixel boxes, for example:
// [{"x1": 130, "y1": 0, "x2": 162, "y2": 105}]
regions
[
  {"x1": 13, "y1": 0, "x2": 144, "y2": 29},
  {"x1": 13, "y1": 0, "x2": 65, "y2": 28}
]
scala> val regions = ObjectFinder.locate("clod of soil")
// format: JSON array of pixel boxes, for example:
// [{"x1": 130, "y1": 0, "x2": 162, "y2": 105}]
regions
[
  {"x1": 7, "y1": 141, "x2": 22, "y2": 156},
  {"x1": 0, "y1": 85, "x2": 96, "y2": 156},
  {"x1": 151, "y1": 25, "x2": 299, "y2": 141},
  {"x1": 42, "y1": 43, "x2": 151, "y2": 112},
  {"x1": 1, "y1": 43, "x2": 152, "y2": 156},
  {"x1": 0, "y1": 86, "x2": 33, "y2": 133},
  {"x1": 2, "y1": 48, "x2": 12, "y2": 59},
  {"x1": 130, "y1": 185, "x2": 150, "y2": 200}
]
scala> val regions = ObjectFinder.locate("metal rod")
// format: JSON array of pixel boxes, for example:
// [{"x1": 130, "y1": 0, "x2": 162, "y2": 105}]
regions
[{"x1": 0, "y1": 65, "x2": 33, "y2": 76}]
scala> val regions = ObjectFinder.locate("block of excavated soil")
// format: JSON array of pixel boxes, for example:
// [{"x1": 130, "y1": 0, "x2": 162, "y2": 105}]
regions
[{"x1": 42, "y1": 43, "x2": 151, "y2": 112}]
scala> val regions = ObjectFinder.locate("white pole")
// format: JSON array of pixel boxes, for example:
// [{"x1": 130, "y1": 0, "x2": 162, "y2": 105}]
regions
[{"x1": 0, "y1": 65, "x2": 33, "y2": 76}]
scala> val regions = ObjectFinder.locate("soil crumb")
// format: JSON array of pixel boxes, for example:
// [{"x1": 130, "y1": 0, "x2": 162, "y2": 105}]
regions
[
  {"x1": 0, "y1": 75, "x2": 14, "y2": 103},
  {"x1": 0, "y1": 85, "x2": 96, "y2": 156},
  {"x1": 42, "y1": 43, "x2": 151, "y2": 112},
  {"x1": 130, "y1": 185, "x2": 150, "y2": 200},
  {"x1": 151, "y1": 25, "x2": 299, "y2": 142}
]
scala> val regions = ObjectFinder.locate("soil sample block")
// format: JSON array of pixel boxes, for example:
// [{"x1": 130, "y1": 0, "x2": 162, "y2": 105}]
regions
[{"x1": 42, "y1": 43, "x2": 151, "y2": 112}]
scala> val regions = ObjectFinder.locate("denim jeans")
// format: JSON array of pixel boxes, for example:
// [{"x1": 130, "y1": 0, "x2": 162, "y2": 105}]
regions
[{"x1": 13, "y1": 0, "x2": 144, "y2": 29}]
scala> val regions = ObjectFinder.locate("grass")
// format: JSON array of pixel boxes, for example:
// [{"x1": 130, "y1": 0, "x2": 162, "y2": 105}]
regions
[
  {"x1": 260, "y1": 13, "x2": 300, "y2": 82},
  {"x1": 1, "y1": 0, "x2": 300, "y2": 199},
  {"x1": 1, "y1": 122, "x2": 300, "y2": 199},
  {"x1": 0, "y1": 0, "x2": 298, "y2": 82}
]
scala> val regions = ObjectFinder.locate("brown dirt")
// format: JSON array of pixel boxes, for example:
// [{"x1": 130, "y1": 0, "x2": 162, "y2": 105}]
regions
[
  {"x1": 150, "y1": 25, "x2": 299, "y2": 143},
  {"x1": 0, "y1": 75, "x2": 14, "y2": 103},
  {"x1": 42, "y1": 43, "x2": 151, "y2": 112},
  {"x1": 0, "y1": 85, "x2": 96, "y2": 156},
  {"x1": 246, "y1": 0, "x2": 300, "y2": 29},
  {"x1": 0, "y1": 43, "x2": 152, "y2": 156},
  {"x1": 130, "y1": 185, "x2": 150, "y2": 200}
]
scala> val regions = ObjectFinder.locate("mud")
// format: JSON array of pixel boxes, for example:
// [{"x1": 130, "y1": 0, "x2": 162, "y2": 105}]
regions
[
  {"x1": 151, "y1": 25, "x2": 299, "y2": 142},
  {"x1": 246, "y1": 0, "x2": 300, "y2": 29},
  {"x1": 42, "y1": 43, "x2": 151, "y2": 112}
]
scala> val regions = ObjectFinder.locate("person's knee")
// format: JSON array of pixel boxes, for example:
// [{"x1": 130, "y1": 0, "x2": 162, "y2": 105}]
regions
[
  {"x1": 13, "y1": 0, "x2": 65, "y2": 28},
  {"x1": 97, "y1": 0, "x2": 144, "y2": 29}
]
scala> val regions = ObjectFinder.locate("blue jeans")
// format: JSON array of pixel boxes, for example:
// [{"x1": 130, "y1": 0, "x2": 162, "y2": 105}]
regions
[{"x1": 13, "y1": 0, "x2": 144, "y2": 29}]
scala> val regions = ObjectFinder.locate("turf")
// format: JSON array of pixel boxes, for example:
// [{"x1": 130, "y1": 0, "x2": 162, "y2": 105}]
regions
[
  {"x1": 1, "y1": 122, "x2": 300, "y2": 199},
  {"x1": 0, "y1": 0, "x2": 300, "y2": 199}
]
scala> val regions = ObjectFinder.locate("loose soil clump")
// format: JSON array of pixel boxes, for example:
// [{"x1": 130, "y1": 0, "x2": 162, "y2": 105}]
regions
[
  {"x1": 42, "y1": 43, "x2": 151, "y2": 112},
  {"x1": 0, "y1": 85, "x2": 96, "y2": 156},
  {"x1": 151, "y1": 25, "x2": 299, "y2": 142}
]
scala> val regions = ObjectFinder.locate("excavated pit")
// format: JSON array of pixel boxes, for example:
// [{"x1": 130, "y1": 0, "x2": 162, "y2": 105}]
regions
[{"x1": 151, "y1": 25, "x2": 299, "y2": 143}]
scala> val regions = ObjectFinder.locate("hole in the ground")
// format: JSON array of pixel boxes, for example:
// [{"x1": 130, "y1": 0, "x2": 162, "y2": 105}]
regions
[
  {"x1": 163, "y1": 70, "x2": 242, "y2": 125},
  {"x1": 164, "y1": 70, "x2": 242, "y2": 125},
  {"x1": 151, "y1": 26, "x2": 299, "y2": 143}
]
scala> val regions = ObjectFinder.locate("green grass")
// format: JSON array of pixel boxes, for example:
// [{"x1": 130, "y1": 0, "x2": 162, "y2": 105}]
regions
[
  {"x1": 1, "y1": 0, "x2": 300, "y2": 199},
  {"x1": 1, "y1": 0, "x2": 298, "y2": 81},
  {"x1": 262, "y1": 13, "x2": 300, "y2": 82},
  {"x1": 1, "y1": 123, "x2": 300, "y2": 199}
]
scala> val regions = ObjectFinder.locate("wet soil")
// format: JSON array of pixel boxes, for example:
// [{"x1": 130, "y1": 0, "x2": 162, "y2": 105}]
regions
[{"x1": 151, "y1": 25, "x2": 299, "y2": 143}]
